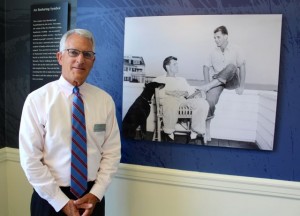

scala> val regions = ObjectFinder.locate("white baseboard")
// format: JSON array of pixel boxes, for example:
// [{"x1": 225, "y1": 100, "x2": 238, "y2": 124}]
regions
[
  {"x1": 115, "y1": 163, "x2": 300, "y2": 200},
  {"x1": 0, "y1": 147, "x2": 19, "y2": 161}
]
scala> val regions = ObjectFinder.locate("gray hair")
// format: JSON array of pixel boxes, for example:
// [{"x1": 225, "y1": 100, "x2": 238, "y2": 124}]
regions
[{"x1": 59, "y1": 29, "x2": 95, "y2": 52}]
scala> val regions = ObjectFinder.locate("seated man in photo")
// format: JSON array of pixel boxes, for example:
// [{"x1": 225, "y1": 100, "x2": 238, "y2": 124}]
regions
[{"x1": 153, "y1": 56, "x2": 209, "y2": 140}]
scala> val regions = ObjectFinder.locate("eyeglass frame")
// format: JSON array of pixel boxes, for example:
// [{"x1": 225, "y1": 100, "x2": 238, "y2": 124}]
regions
[{"x1": 63, "y1": 48, "x2": 96, "y2": 60}]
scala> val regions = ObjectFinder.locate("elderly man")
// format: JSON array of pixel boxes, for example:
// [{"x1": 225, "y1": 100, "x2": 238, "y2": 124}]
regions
[{"x1": 19, "y1": 29, "x2": 121, "y2": 216}]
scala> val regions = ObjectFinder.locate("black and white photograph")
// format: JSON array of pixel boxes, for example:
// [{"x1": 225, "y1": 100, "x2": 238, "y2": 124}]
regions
[{"x1": 122, "y1": 14, "x2": 282, "y2": 151}]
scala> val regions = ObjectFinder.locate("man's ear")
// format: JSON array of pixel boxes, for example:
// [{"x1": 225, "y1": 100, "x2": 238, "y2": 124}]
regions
[
  {"x1": 56, "y1": 52, "x2": 63, "y2": 65},
  {"x1": 166, "y1": 64, "x2": 170, "y2": 72}
]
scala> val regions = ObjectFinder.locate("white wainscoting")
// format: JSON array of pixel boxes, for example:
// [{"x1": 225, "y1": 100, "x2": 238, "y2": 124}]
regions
[
  {"x1": 107, "y1": 163, "x2": 300, "y2": 216},
  {"x1": 0, "y1": 147, "x2": 32, "y2": 216},
  {"x1": 1, "y1": 148, "x2": 299, "y2": 216},
  {"x1": 211, "y1": 89, "x2": 260, "y2": 142},
  {"x1": 256, "y1": 91, "x2": 277, "y2": 150},
  {"x1": 0, "y1": 149, "x2": 8, "y2": 216},
  {"x1": 211, "y1": 89, "x2": 277, "y2": 150}
]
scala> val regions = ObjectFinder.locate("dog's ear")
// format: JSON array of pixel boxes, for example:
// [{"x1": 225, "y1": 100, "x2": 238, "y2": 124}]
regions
[
  {"x1": 155, "y1": 82, "x2": 165, "y2": 88},
  {"x1": 159, "y1": 83, "x2": 165, "y2": 89},
  {"x1": 145, "y1": 82, "x2": 156, "y2": 88}
]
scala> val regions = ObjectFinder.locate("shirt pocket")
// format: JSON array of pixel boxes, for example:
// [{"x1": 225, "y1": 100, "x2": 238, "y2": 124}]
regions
[
  {"x1": 94, "y1": 124, "x2": 106, "y2": 132},
  {"x1": 90, "y1": 123, "x2": 106, "y2": 147}
]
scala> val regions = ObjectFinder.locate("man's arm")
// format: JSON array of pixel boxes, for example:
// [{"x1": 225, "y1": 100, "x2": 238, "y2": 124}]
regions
[
  {"x1": 89, "y1": 97, "x2": 121, "y2": 202},
  {"x1": 19, "y1": 96, "x2": 69, "y2": 212},
  {"x1": 236, "y1": 63, "x2": 246, "y2": 95},
  {"x1": 165, "y1": 90, "x2": 188, "y2": 98},
  {"x1": 203, "y1": 65, "x2": 211, "y2": 84}
]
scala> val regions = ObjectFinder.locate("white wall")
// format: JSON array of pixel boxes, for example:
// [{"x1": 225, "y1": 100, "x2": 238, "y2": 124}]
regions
[
  {"x1": 1, "y1": 148, "x2": 300, "y2": 216},
  {"x1": 0, "y1": 148, "x2": 32, "y2": 216},
  {"x1": 0, "y1": 151, "x2": 8, "y2": 216}
]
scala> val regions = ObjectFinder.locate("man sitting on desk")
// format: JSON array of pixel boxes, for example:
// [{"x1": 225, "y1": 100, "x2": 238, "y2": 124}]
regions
[{"x1": 153, "y1": 56, "x2": 209, "y2": 141}]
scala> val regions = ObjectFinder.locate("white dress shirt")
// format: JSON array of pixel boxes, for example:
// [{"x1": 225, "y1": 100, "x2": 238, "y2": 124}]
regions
[
  {"x1": 19, "y1": 76, "x2": 121, "y2": 212},
  {"x1": 153, "y1": 75, "x2": 196, "y2": 98},
  {"x1": 205, "y1": 43, "x2": 245, "y2": 74}
]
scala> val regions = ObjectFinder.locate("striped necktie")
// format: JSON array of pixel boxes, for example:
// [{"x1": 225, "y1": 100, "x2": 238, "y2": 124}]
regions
[{"x1": 70, "y1": 86, "x2": 87, "y2": 198}]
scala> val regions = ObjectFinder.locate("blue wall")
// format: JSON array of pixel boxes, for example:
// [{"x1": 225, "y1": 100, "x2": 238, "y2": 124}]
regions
[{"x1": 77, "y1": 0, "x2": 300, "y2": 181}]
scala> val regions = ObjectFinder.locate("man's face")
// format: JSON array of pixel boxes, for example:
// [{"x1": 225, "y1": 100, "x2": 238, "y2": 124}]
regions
[
  {"x1": 214, "y1": 31, "x2": 228, "y2": 47},
  {"x1": 167, "y1": 59, "x2": 178, "y2": 75},
  {"x1": 56, "y1": 34, "x2": 95, "y2": 86}
]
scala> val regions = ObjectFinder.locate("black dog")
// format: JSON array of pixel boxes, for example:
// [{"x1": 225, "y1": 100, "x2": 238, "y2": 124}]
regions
[{"x1": 122, "y1": 82, "x2": 165, "y2": 139}]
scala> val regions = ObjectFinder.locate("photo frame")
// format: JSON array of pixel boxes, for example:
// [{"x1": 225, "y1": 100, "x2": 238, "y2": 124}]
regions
[{"x1": 122, "y1": 14, "x2": 282, "y2": 151}]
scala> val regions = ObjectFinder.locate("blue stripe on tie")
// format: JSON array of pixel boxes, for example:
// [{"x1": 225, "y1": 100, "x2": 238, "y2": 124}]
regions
[
  {"x1": 71, "y1": 142, "x2": 86, "y2": 159},
  {"x1": 73, "y1": 103, "x2": 85, "y2": 119},
  {"x1": 72, "y1": 125, "x2": 86, "y2": 144},
  {"x1": 71, "y1": 164, "x2": 87, "y2": 182}
]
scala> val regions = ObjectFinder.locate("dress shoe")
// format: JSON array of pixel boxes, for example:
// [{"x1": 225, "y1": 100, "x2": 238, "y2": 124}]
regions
[
  {"x1": 190, "y1": 131, "x2": 198, "y2": 140},
  {"x1": 168, "y1": 133, "x2": 174, "y2": 140}
]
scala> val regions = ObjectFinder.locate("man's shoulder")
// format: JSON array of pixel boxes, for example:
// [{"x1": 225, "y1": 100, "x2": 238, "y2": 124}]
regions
[
  {"x1": 85, "y1": 83, "x2": 106, "y2": 93},
  {"x1": 226, "y1": 43, "x2": 243, "y2": 53},
  {"x1": 85, "y1": 83, "x2": 113, "y2": 100},
  {"x1": 152, "y1": 75, "x2": 166, "y2": 82},
  {"x1": 28, "y1": 80, "x2": 58, "y2": 98}
]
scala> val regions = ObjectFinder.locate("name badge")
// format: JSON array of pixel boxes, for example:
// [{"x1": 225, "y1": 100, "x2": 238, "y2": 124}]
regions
[{"x1": 94, "y1": 124, "x2": 106, "y2": 132}]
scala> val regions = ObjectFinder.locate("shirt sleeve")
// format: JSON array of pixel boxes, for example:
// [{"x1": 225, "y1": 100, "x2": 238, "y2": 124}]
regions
[
  {"x1": 89, "y1": 97, "x2": 121, "y2": 201},
  {"x1": 204, "y1": 51, "x2": 213, "y2": 67},
  {"x1": 182, "y1": 78, "x2": 196, "y2": 95},
  {"x1": 236, "y1": 46, "x2": 246, "y2": 67},
  {"x1": 19, "y1": 95, "x2": 69, "y2": 212}
]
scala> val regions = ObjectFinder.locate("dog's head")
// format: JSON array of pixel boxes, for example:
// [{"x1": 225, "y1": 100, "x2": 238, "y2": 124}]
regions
[
  {"x1": 145, "y1": 82, "x2": 165, "y2": 90},
  {"x1": 141, "y1": 82, "x2": 165, "y2": 103}
]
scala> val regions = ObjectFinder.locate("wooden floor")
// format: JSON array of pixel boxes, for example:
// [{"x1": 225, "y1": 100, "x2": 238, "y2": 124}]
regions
[
  {"x1": 135, "y1": 131, "x2": 260, "y2": 150},
  {"x1": 201, "y1": 138, "x2": 259, "y2": 149}
]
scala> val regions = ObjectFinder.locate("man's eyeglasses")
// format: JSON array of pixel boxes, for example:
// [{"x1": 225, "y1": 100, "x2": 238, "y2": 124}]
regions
[{"x1": 64, "y1": 49, "x2": 95, "y2": 60}]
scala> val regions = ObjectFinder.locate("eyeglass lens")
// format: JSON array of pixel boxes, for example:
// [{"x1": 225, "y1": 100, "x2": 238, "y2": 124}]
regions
[{"x1": 66, "y1": 49, "x2": 95, "y2": 59}]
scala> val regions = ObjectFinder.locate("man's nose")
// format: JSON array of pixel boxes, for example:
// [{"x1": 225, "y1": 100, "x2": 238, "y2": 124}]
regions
[{"x1": 76, "y1": 53, "x2": 85, "y2": 63}]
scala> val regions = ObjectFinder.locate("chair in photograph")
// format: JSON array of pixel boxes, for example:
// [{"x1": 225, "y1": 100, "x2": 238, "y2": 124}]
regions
[{"x1": 152, "y1": 88, "x2": 212, "y2": 144}]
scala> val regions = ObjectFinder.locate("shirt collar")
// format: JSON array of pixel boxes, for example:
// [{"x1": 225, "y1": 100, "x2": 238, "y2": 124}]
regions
[
  {"x1": 217, "y1": 42, "x2": 232, "y2": 52},
  {"x1": 58, "y1": 76, "x2": 88, "y2": 98}
]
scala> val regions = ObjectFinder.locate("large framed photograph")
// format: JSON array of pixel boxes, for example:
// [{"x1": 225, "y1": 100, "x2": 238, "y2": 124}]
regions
[{"x1": 122, "y1": 14, "x2": 282, "y2": 151}]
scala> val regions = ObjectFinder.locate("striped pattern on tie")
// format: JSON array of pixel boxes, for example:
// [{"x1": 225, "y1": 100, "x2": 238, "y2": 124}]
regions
[{"x1": 70, "y1": 86, "x2": 87, "y2": 198}]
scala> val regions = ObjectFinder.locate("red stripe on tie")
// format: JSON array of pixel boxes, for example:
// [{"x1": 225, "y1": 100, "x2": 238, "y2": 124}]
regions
[
  {"x1": 73, "y1": 102, "x2": 85, "y2": 116},
  {"x1": 72, "y1": 126, "x2": 87, "y2": 143},
  {"x1": 71, "y1": 163, "x2": 87, "y2": 180},
  {"x1": 72, "y1": 114, "x2": 86, "y2": 130},
  {"x1": 72, "y1": 137, "x2": 87, "y2": 155},
  {"x1": 71, "y1": 175, "x2": 86, "y2": 191},
  {"x1": 70, "y1": 188, "x2": 81, "y2": 198},
  {"x1": 72, "y1": 150, "x2": 87, "y2": 168},
  {"x1": 74, "y1": 93, "x2": 84, "y2": 103}
]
